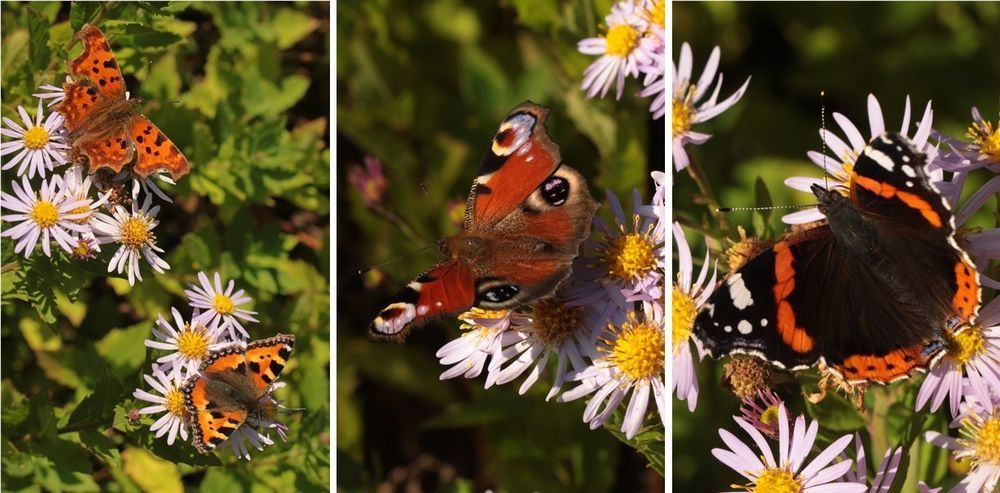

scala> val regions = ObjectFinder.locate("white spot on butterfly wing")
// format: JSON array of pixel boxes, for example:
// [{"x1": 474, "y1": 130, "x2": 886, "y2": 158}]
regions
[
  {"x1": 491, "y1": 113, "x2": 535, "y2": 156},
  {"x1": 374, "y1": 302, "x2": 417, "y2": 335},
  {"x1": 723, "y1": 325, "x2": 732, "y2": 333},
  {"x1": 726, "y1": 273, "x2": 754, "y2": 309},
  {"x1": 760, "y1": 318, "x2": 768, "y2": 327},
  {"x1": 906, "y1": 180, "x2": 914, "y2": 187},
  {"x1": 864, "y1": 147, "x2": 896, "y2": 172},
  {"x1": 737, "y1": 320, "x2": 753, "y2": 334},
  {"x1": 901, "y1": 165, "x2": 916, "y2": 177}
]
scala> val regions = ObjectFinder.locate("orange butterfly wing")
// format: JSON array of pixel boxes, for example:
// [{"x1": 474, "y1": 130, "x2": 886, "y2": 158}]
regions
[
  {"x1": 68, "y1": 25, "x2": 126, "y2": 99},
  {"x1": 243, "y1": 335, "x2": 296, "y2": 393},
  {"x1": 129, "y1": 116, "x2": 190, "y2": 179},
  {"x1": 182, "y1": 349, "x2": 250, "y2": 453},
  {"x1": 72, "y1": 127, "x2": 135, "y2": 174},
  {"x1": 56, "y1": 82, "x2": 103, "y2": 133}
]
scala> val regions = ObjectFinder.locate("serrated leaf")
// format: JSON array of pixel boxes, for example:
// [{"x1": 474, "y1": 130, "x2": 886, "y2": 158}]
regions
[
  {"x1": 70, "y1": 3, "x2": 103, "y2": 31},
  {"x1": 27, "y1": 8, "x2": 52, "y2": 73},
  {"x1": 271, "y1": 8, "x2": 321, "y2": 49}
]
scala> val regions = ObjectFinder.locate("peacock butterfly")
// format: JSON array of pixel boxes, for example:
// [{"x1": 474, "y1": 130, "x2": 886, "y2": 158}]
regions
[{"x1": 369, "y1": 101, "x2": 599, "y2": 343}]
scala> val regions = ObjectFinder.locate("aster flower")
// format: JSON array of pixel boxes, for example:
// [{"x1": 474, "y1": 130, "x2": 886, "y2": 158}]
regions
[
  {"x1": 925, "y1": 383, "x2": 1000, "y2": 493},
  {"x1": 916, "y1": 295, "x2": 1000, "y2": 419},
  {"x1": 840, "y1": 434, "x2": 904, "y2": 492},
  {"x1": 144, "y1": 307, "x2": 229, "y2": 382},
  {"x1": 637, "y1": 1, "x2": 665, "y2": 119},
  {"x1": 783, "y1": 94, "x2": 934, "y2": 224},
  {"x1": 578, "y1": 0, "x2": 658, "y2": 100},
  {"x1": 57, "y1": 164, "x2": 109, "y2": 229},
  {"x1": 713, "y1": 403, "x2": 866, "y2": 493},
  {"x1": 1, "y1": 99, "x2": 69, "y2": 178},
  {"x1": 348, "y1": 156, "x2": 388, "y2": 209},
  {"x1": 128, "y1": 170, "x2": 176, "y2": 204},
  {"x1": 564, "y1": 188, "x2": 664, "y2": 324},
  {"x1": 185, "y1": 271, "x2": 260, "y2": 341},
  {"x1": 938, "y1": 108, "x2": 1000, "y2": 173},
  {"x1": 671, "y1": 222, "x2": 716, "y2": 412},
  {"x1": 69, "y1": 232, "x2": 102, "y2": 260},
  {"x1": 558, "y1": 308, "x2": 665, "y2": 440},
  {"x1": 672, "y1": 42, "x2": 751, "y2": 171},
  {"x1": 33, "y1": 76, "x2": 72, "y2": 107},
  {"x1": 91, "y1": 195, "x2": 170, "y2": 286},
  {"x1": 132, "y1": 364, "x2": 190, "y2": 446},
  {"x1": 486, "y1": 297, "x2": 600, "y2": 399},
  {"x1": 437, "y1": 309, "x2": 520, "y2": 385},
  {"x1": 739, "y1": 390, "x2": 787, "y2": 438},
  {"x1": 1, "y1": 175, "x2": 89, "y2": 257}
]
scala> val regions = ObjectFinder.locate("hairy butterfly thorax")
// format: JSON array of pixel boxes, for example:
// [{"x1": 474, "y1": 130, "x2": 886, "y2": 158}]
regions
[
  {"x1": 369, "y1": 102, "x2": 599, "y2": 343},
  {"x1": 694, "y1": 132, "x2": 981, "y2": 384}
]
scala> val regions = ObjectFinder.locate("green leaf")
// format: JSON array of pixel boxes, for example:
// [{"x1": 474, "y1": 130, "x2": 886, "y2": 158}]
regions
[
  {"x1": 70, "y1": 3, "x2": 103, "y2": 31},
  {"x1": 27, "y1": 8, "x2": 52, "y2": 74},
  {"x1": 103, "y1": 21, "x2": 182, "y2": 48},
  {"x1": 271, "y1": 8, "x2": 321, "y2": 49},
  {"x1": 95, "y1": 322, "x2": 153, "y2": 379},
  {"x1": 122, "y1": 447, "x2": 183, "y2": 493},
  {"x1": 61, "y1": 364, "x2": 128, "y2": 434},
  {"x1": 508, "y1": 0, "x2": 562, "y2": 31}
]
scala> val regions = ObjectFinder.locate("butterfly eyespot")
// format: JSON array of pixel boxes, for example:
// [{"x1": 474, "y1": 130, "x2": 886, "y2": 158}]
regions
[
  {"x1": 540, "y1": 176, "x2": 570, "y2": 206},
  {"x1": 480, "y1": 284, "x2": 519, "y2": 304}
]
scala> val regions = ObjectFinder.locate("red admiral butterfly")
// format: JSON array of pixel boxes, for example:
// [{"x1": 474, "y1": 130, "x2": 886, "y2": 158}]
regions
[
  {"x1": 369, "y1": 102, "x2": 599, "y2": 343},
  {"x1": 694, "y1": 132, "x2": 981, "y2": 383}
]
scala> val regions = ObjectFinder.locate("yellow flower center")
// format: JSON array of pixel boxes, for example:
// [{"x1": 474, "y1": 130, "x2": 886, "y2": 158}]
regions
[
  {"x1": 604, "y1": 224, "x2": 657, "y2": 280},
  {"x1": 120, "y1": 216, "x2": 150, "y2": 249},
  {"x1": 164, "y1": 387, "x2": 187, "y2": 418},
  {"x1": 945, "y1": 326, "x2": 985, "y2": 369},
  {"x1": 30, "y1": 200, "x2": 60, "y2": 228},
  {"x1": 672, "y1": 86, "x2": 695, "y2": 136},
  {"x1": 213, "y1": 294, "x2": 235, "y2": 315},
  {"x1": 528, "y1": 298, "x2": 584, "y2": 349},
  {"x1": 606, "y1": 314, "x2": 664, "y2": 382},
  {"x1": 68, "y1": 204, "x2": 92, "y2": 224},
  {"x1": 969, "y1": 119, "x2": 1000, "y2": 161},
  {"x1": 71, "y1": 240, "x2": 92, "y2": 258},
  {"x1": 760, "y1": 405, "x2": 780, "y2": 427},
  {"x1": 175, "y1": 323, "x2": 210, "y2": 360},
  {"x1": 749, "y1": 468, "x2": 801, "y2": 493},
  {"x1": 605, "y1": 24, "x2": 640, "y2": 57},
  {"x1": 23, "y1": 126, "x2": 50, "y2": 150},
  {"x1": 671, "y1": 286, "x2": 696, "y2": 354},
  {"x1": 960, "y1": 412, "x2": 1000, "y2": 467}
]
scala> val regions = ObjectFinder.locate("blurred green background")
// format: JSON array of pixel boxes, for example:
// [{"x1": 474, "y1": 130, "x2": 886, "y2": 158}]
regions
[
  {"x1": 1, "y1": 2, "x2": 330, "y2": 491},
  {"x1": 673, "y1": 2, "x2": 999, "y2": 491},
  {"x1": 337, "y1": 0, "x2": 662, "y2": 491}
]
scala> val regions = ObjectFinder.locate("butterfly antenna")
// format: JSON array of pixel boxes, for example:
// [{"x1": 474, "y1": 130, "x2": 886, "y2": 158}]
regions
[
  {"x1": 718, "y1": 204, "x2": 814, "y2": 213},
  {"x1": 821, "y1": 90, "x2": 830, "y2": 191},
  {"x1": 358, "y1": 244, "x2": 437, "y2": 276}
]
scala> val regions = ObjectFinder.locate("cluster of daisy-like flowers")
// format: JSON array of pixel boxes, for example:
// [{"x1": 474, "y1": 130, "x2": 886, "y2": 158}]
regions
[
  {"x1": 437, "y1": 171, "x2": 666, "y2": 440},
  {"x1": 578, "y1": 0, "x2": 666, "y2": 120},
  {"x1": 131, "y1": 272, "x2": 290, "y2": 460},
  {"x1": 671, "y1": 38, "x2": 1000, "y2": 491},
  {"x1": 0, "y1": 84, "x2": 178, "y2": 286}
]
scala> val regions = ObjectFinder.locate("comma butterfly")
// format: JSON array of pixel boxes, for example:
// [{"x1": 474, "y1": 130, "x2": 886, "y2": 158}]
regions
[
  {"x1": 369, "y1": 101, "x2": 599, "y2": 342},
  {"x1": 54, "y1": 24, "x2": 190, "y2": 180},
  {"x1": 181, "y1": 334, "x2": 295, "y2": 453}
]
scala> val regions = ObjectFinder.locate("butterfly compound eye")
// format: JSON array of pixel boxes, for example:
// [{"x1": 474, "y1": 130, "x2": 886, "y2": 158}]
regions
[{"x1": 540, "y1": 176, "x2": 570, "y2": 206}]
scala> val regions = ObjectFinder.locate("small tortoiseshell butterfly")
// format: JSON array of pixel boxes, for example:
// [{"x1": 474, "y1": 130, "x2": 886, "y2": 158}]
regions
[
  {"x1": 368, "y1": 101, "x2": 599, "y2": 343},
  {"x1": 182, "y1": 334, "x2": 295, "y2": 453}
]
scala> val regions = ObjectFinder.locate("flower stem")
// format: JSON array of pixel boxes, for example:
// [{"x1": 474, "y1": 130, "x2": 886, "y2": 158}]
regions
[{"x1": 684, "y1": 155, "x2": 731, "y2": 237}]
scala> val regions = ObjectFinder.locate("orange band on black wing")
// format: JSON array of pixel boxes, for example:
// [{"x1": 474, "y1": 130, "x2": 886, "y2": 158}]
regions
[
  {"x1": 772, "y1": 242, "x2": 814, "y2": 354},
  {"x1": 853, "y1": 175, "x2": 943, "y2": 227},
  {"x1": 952, "y1": 260, "x2": 980, "y2": 323},
  {"x1": 834, "y1": 345, "x2": 932, "y2": 384},
  {"x1": 244, "y1": 334, "x2": 296, "y2": 393}
]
